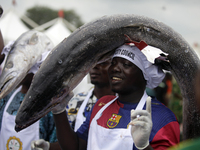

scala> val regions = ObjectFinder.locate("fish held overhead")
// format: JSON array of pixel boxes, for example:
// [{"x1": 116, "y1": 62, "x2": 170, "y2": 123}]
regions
[
  {"x1": 0, "y1": 30, "x2": 54, "y2": 100},
  {"x1": 15, "y1": 14, "x2": 200, "y2": 139}
]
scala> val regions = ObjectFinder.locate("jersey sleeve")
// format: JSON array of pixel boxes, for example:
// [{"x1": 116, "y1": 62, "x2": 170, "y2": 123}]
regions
[{"x1": 151, "y1": 121, "x2": 180, "y2": 150}]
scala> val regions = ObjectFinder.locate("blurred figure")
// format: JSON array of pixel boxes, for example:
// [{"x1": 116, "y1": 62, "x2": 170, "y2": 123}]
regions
[
  {"x1": 165, "y1": 73, "x2": 173, "y2": 101},
  {"x1": 67, "y1": 59, "x2": 115, "y2": 131},
  {"x1": 154, "y1": 73, "x2": 168, "y2": 106},
  {"x1": 154, "y1": 72, "x2": 173, "y2": 107},
  {"x1": 0, "y1": 42, "x2": 60, "y2": 150},
  {"x1": 31, "y1": 59, "x2": 115, "y2": 149}
]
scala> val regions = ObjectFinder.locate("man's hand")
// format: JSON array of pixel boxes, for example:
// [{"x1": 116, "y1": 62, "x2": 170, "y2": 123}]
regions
[
  {"x1": 31, "y1": 139, "x2": 50, "y2": 150},
  {"x1": 52, "y1": 91, "x2": 74, "y2": 114},
  {"x1": 130, "y1": 97, "x2": 152, "y2": 150}
]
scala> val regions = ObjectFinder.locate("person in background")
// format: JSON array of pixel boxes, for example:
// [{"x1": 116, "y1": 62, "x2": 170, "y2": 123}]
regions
[
  {"x1": 31, "y1": 59, "x2": 115, "y2": 149},
  {"x1": 165, "y1": 72, "x2": 173, "y2": 102},
  {"x1": 154, "y1": 73, "x2": 168, "y2": 106},
  {"x1": 48, "y1": 44, "x2": 180, "y2": 150},
  {"x1": 0, "y1": 43, "x2": 61, "y2": 150},
  {"x1": 67, "y1": 59, "x2": 115, "y2": 131}
]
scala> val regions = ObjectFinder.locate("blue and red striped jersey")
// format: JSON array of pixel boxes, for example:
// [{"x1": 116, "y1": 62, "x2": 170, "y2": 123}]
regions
[{"x1": 77, "y1": 95, "x2": 180, "y2": 149}]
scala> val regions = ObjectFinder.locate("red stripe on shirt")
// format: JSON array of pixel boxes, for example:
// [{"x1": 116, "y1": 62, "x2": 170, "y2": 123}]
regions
[{"x1": 151, "y1": 121, "x2": 180, "y2": 150}]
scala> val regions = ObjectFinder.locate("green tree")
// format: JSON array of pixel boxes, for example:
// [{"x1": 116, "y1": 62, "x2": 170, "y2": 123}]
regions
[{"x1": 23, "y1": 6, "x2": 83, "y2": 29}]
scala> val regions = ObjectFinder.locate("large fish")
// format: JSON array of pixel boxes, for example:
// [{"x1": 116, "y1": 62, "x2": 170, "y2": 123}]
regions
[
  {"x1": 0, "y1": 30, "x2": 54, "y2": 99},
  {"x1": 15, "y1": 14, "x2": 200, "y2": 139}
]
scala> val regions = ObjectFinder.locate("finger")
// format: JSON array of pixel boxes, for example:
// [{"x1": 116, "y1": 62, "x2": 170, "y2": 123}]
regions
[
  {"x1": 130, "y1": 120, "x2": 145, "y2": 127},
  {"x1": 35, "y1": 139, "x2": 45, "y2": 146},
  {"x1": 131, "y1": 110, "x2": 150, "y2": 120},
  {"x1": 146, "y1": 97, "x2": 151, "y2": 119},
  {"x1": 31, "y1": 141, "x2": 35, "y2": 148},
  {"x1": 131, "y1": 115, "x2": 151, "y2": 123}
]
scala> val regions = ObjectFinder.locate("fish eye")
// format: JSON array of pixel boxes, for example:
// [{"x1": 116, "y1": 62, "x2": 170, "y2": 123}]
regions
[
  {"x1": 6, "y1": 62, "x2": 13, "y2": 68},
  {"x1": 58, "y1": 59, "x2": 62, "y2": 64}
]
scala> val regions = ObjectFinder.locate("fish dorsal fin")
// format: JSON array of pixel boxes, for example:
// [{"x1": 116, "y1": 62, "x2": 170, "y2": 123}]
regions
[{"x1": 28, "y1": 33, "x2": 38, "y2": 45}]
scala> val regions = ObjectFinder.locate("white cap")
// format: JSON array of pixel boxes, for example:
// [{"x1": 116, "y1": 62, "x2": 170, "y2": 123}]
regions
[{"x1": 113, "y1": 44, "x2": 165, "y2": 89}]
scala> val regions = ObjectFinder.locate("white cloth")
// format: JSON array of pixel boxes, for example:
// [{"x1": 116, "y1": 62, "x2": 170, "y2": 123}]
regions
[
  {"x1": 87, "y1": 91, "x2": 148, "y2": 150},
  {"x1": 113, "y1": 44, "x2": 165, "y2": 89},
  {"x1": 0, "y1": 86, "x2": 40, "y2": 150},
  {"x1": 74, "y1": 88, "x2": 94, "y2": 131}
]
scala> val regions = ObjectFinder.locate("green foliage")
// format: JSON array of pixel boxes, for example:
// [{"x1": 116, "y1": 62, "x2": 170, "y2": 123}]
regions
[
  {"x1": 63, "y1": 9, "x2": 83, "y2": 27},
  {"x1": 23, "y1": 5, "x2": 84, "y2": 29},
  {"x1": 169, "y1": 78, "x2": 183, "y2": 123},
  {"x1": 26, "y1": 6, "x2": 57, "y2": 25}
]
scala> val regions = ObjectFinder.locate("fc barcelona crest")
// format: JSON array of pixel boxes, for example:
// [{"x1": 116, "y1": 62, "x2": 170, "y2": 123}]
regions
[{"x1": 107, "y1": 113, "x2": 122, "y2": 128}]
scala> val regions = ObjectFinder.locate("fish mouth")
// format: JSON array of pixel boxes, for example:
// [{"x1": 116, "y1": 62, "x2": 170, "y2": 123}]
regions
[
  {"x1": 0, "y1": 77, "x2": 13, "y2": 92},
  {"x1": 0, "y1": 71, "x2": 20, "y2": 99},
  {"x1": 15, "y1": 88, "x2": 70, "y2": 132},
  {"x1": 15, "y1": 101, "x2": 60, "y2": 132},
  {"x1": 0, "y1": 74, "x2": 16, "y2": 94}
]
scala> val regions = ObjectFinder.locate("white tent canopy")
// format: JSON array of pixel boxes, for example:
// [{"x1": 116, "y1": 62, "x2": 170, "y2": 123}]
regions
[
  {"x1": 43, "y1": 17, "x2": 71, "y2": 46},
  {"x1": 0, "y1": 9, "x2": 29, "y2": 44},
  {"x1": 37, "y1": 17, "x2": 92, "y2": 95}
]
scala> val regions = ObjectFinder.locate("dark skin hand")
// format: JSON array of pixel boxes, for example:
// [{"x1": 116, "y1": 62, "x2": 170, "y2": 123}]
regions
[
  {"x1": 51, "y1": 60, "x2": 114, "y2": 150},
  {"x1": 53, "y1": 60, "x2": 114, "y2": 150},
  {"x1": 53, "y1": 111, "x2": 86, "y2": 150}
]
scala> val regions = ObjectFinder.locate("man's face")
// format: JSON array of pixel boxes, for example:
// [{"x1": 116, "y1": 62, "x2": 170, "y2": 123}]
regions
[
  {"x1": 89, "y1": 60, "x2": 111, "y2": 86},
  {"x1": 108, "y1": 57, "x2": 146, "y2": 94}
]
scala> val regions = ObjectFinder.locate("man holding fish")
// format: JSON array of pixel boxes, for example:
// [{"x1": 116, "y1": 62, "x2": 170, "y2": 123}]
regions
[
  {"x1": 31, "y1": 59, "x2": 115, "y2": 149},
  {"x1": 33, "y1": 43, "x2": 180, "y2": 150}
]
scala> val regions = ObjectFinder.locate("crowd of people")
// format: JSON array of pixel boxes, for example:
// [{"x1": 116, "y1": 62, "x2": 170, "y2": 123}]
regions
[{"x1": 1, "y1": 4, "x2": 200, "y2": 150}]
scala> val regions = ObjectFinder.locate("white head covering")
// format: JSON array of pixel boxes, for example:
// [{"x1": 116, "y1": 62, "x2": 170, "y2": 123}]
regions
[{"x1": 113, "y1": 44, "x2": 165, "y2": 89}]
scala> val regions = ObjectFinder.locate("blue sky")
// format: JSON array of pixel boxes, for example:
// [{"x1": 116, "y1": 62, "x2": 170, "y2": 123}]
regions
[{"x1": 1, "y1": 0, "x2": 200, "y2": 46}]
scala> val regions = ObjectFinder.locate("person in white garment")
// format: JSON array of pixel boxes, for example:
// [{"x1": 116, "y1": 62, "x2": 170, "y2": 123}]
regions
[
  {"x1": 67, "y1": 59, "x2": 115, "y2": 131},
  {"x1": 0, "y1": 41, "x2": 61, "y2": 150},
  {"x1": 33, "y1": 43, "x2": 180, "y2": 150},
  {"x1": 31, "y1": 59, "x2": 115, "y2": 149}
]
